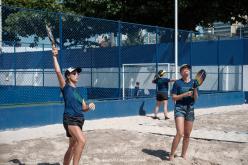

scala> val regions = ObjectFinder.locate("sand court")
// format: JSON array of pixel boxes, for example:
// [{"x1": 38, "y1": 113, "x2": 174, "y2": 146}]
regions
[{"x1": 0, "y1": 104, "x2": 248, "y2": 165}]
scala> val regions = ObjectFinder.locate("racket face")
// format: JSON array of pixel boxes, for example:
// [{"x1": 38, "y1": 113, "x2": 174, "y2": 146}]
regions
[
  {"x1": 45, "y1": 24, "x2": 55, "y2": 46},
  {"x1": 195, "y1": 69, "x2": 206, "y2": 86},
  {"x1": 154, "y1": 74, "x2": 159, "y2": 80}
]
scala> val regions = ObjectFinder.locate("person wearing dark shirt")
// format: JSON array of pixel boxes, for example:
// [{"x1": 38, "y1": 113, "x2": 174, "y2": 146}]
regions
[
  {"x1": 134, "y1": 82, "x2": 141, "y2": 97},
  {"x1": 169, "y1": 64, "x2": 198, "y2": 161},
  {"x1": 152, "y1": 70, "x2": 175, "y2": 120},
  {"x1": 52, "y1": 47, "x2": 95, "y2": 165}
]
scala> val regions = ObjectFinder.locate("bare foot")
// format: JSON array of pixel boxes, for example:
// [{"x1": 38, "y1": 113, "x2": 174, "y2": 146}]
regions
[
  {"x1": 168, "y1": 155, "x2": 174, "y2": 161},
  {"x1": 164, "y1": 113, "x2": 170, "y2": 120},
  {"x1": 181, "y1": 155, "x2": 188, "y2": 160}
]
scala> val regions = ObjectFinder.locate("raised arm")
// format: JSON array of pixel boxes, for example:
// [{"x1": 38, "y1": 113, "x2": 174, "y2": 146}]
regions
[{"x1": 52, "y1": 47, "x2": 65, "y2": 89}]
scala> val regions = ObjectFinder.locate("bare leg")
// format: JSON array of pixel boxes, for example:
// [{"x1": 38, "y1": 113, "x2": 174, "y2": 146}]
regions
[
  {"x1": 68, "y1": 125, "x2": 86, "y2": 165},
  {"x1": 181, "y1": 120, "x2": 193, "y2": 160},
  {"x1": 153, "y1": 101, "x2": 161, "y2": 119},
  {"x1": 162, "y1": 100, "x2": 170, "y2": 119},
  {"x1": 169, "y1": 117, "x2": 184, "y2": 160},
  {"x1": 63, "y1": 137, "x2": 76, "y2": 165}
]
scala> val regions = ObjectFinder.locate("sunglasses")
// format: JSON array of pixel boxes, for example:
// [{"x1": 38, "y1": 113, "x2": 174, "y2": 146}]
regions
[{"x1": 71, "y1": 71, "x2": 79, "y2": 75}]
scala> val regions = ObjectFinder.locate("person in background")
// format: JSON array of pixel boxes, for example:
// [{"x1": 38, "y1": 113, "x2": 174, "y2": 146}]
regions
[
  {"x1": 152, "y1": 70, "x2": 175, "y2": 120},
  {"x1": 134, "y1": 82, "x2": 141, "y2": 97}
]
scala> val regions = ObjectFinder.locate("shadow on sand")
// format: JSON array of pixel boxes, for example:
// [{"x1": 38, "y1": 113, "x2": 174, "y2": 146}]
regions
[
  {"x1": 142, "y1": 149, "x2": 169, "y2": 160},
  {"x1": 8, "y1": 159, "x2": 60, "y2": 165}
]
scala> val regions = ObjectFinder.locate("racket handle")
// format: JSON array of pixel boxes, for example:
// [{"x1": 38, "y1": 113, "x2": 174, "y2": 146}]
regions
[
  {"x1": 189, "y1": 81, "x2": 198, "y2": 91},
  {"x1": 153, "y1": 74, "x2": 159, "y2": 83},
  {"x1": 193, "y1": 80, "x2": 198, "y2": 88}
]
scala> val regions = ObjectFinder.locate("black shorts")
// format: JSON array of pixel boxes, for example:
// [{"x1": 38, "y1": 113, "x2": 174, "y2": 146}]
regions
[
  {"x1": 63, "y1": 115, "x2": 85, "y2": 137},
  {"x1": 156, "y1": 92, "x2": 168, "y2": 101}
]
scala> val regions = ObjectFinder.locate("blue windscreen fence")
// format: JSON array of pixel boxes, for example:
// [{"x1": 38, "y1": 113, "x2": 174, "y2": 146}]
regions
[{"x1": 0, "y1": 5, "x2": 247, "y2": 105}]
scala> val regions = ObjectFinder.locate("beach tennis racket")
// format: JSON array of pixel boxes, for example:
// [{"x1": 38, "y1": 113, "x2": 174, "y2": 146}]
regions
[
  {"x1": 153, "y1": 74, "x2": 159, "y2": 83},
  {"x1": 45, "y1": 23, "x2": 56, "y2": 48},
  {"x1": 154, "y1": 74, "x2": 159, "y2": 80},
  {"x1": 193, "y1": 69, "x2": 207, "y2": 88}
]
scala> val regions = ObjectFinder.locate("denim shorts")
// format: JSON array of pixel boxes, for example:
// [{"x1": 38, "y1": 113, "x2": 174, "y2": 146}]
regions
[{"x1": 174, "y1": 104, "x2": 195, "y2": 121}]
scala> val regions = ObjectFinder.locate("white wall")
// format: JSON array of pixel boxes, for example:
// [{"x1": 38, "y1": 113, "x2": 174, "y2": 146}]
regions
[{"x1": 0, "y1": 65, "x2": 246, "y2": 92}]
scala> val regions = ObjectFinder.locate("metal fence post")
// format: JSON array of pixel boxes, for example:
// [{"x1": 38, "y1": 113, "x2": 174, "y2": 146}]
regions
[
  {"x1": 240, "y1": 26, "x2": 242, "y2": 39},
  {"x1": 217, "y1": 36, "x2": 220, "y2": 92},
  {"x1": 241, "y1": 38, "x2": 244, "y2": 91},
  {"x1": 155, "y1": 26, "x2": 159, "y2": 94},
  {"x1": 118, "y1": 20, "x2": 122, "y2": 99},
  {"x1": 155, "y1": 26, "x2": 159, "y2": 76},
  {"x1": 59, "y1": 13, "x2": 63, "y2": 70},
  {"x1": 14, "y1": 41, "x2": 16, "y2": 86},
  {"x1": 42, "y1": 44, "x2": 45, "y2": 87},
  {"x1": 58, "y1": 13, "x2": 63, "y2": 101},
  {"x1": 59, "y1": 13, "x2": 63, "y2": 58},
  {"x1": 190, "y1": 31, "x2": 193, "y2": 79},
  {"x1": 90, "y1": 48, "x2": 93, "y2": 91}
]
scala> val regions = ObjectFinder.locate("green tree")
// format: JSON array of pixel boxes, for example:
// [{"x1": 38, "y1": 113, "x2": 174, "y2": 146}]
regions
[
  {"x1": 2, "y1": 0, "x2": 117, "y2": 47},
  {"x1": 3, "y1": 0, "x2": 248, "y2": 30},
  {"x1": 3, "y1": 0, "x2": 65, "y2": 12},
  {"x1": 2, "y1": 0, "x2": 67, "y2": 46},
  {"x1": 2, "y1": 0, "x2": 248, "y2": 47},
  {"x1": 63, "y1": 0, "x2": 174, "y2": 28},
  {"x1": 178, "y1": 0, "x2": 248, "y2": 30},
  {"x1": 63, "y1": 0, "x2": 248, "y2": 30}
]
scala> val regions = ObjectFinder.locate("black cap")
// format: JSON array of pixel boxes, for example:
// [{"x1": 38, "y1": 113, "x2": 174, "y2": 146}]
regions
[
  {"x1": 179, "y1": 64, "x2": 191, "y2": 72},
  {"x1": 158, "y1": 70, "x2": 166, "y2": 77}
]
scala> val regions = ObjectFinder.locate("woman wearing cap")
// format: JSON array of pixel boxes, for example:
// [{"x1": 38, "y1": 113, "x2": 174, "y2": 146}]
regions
[
  {"x1": 152, "y1": 70, "x2": 175, "y2": 120},
  {"x1": 52, "y1": 47, "x2": 95, "y2": 165},
  {"x1": 169, "y1": 64, "x2": 198, "y2": 161}
]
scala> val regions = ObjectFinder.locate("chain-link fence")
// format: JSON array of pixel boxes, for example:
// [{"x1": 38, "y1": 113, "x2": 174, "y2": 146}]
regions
[{"x1": 0, "y1": 5, "x2": 246, "y2": 105}]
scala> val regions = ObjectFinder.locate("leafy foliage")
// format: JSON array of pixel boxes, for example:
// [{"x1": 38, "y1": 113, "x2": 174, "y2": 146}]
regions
[{"x1": 2, "y1": 0, "x2": 248, "y2": 47}]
